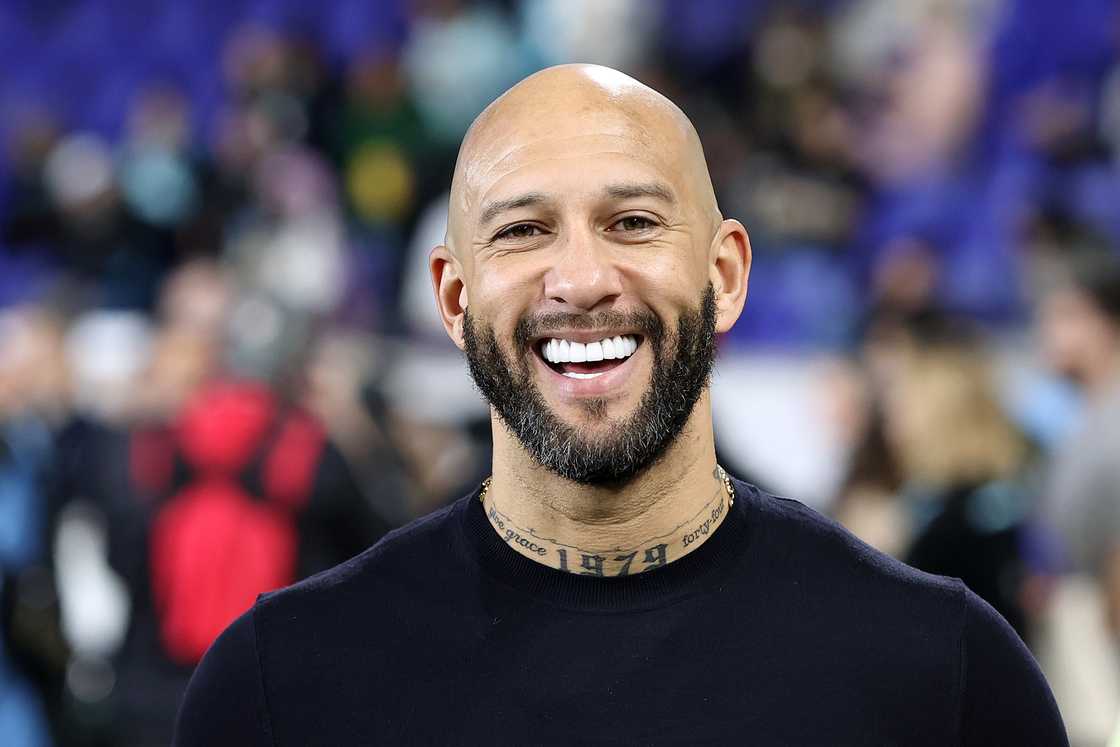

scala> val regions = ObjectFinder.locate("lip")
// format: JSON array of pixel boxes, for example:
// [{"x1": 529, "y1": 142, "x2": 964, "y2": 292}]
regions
[{"x1": 531, "y1": 337, "x2": 645, "y2": 399}]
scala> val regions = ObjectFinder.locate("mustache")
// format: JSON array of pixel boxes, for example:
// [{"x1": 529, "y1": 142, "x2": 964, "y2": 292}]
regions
[{"x1": 512, "y1": 309, "x2": 665, "y2": 354}]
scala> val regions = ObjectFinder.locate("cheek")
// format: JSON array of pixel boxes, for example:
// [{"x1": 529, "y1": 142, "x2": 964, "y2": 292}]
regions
[
  {"x1": 618, "y1": 243, "x2": 708, "y2": 303},
  {"x1": 468, "y1": 278, "x2": 537, "y2": 347},
  {"x1": 470, "y1": 269, "x2": 537, "y2": 320}
]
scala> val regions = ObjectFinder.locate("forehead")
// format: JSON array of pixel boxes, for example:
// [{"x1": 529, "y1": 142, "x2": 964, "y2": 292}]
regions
[{"x1": 461, "y1": 111, "x2": 688, "y2": 218}]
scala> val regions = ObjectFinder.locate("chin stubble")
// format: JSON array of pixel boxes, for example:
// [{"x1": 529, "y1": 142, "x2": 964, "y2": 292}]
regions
[{"x1": 463, "y1": 284, "x2": 717, "y2": 486}]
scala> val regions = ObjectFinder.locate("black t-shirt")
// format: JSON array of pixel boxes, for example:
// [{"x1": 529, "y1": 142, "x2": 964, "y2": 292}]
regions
[{"x1": 173, "y1": 479, "x2": 1067, "y2": 746}]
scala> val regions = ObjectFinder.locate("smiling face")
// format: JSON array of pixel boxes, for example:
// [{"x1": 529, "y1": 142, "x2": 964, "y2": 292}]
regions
[
  {"x1": 431, "y1": 65, "x2": 750, "y2": 485},
  {"x1": 464, "y1": 282, "x2": 717, "y2": 484}
]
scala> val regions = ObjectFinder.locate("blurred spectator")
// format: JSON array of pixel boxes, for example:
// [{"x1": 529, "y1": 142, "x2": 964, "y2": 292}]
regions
[
  {"x1": 884, "y1": 332, "x2": 1041, "y2": 639},
  {"x1": 1042, "y1": 252, "x2": 1120, "y2": 611},
  {"x1": 402, "y1": 0, "x2": 530, "y2": 147},
  {"x1": 830, "y1": 379, "x2": 906, "y2": 556},
  {"x1": 522, "y1": 0, "x2": 656, "y2": 71},
  {"x1": 0, "y1": 307, "x2": 66, "y2": 747},
  {"x1": 105, "y1": 376, "x2": 390, "y2": 747},
  {"x1": 1034, "y1": 248, "x2": 1120, "y2": 746},
  {"x1": 327, "y1": 48, "x2": 432, "y2": 231},
  {"x1": 833, "y1": 311, "x2": 1052, "y2": 641}
]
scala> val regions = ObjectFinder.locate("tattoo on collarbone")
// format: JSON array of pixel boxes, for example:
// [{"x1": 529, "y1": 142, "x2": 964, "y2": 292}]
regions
[{"x1": 483, "y1": 478, "x2": 727, "y2": 576}]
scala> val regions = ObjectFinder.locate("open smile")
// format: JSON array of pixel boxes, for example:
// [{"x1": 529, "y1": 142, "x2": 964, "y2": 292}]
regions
[
  {"x1": 532, "y1": 332, "x2": 646, "y2": 397},
  {"x1": 540, "y1": 334, "x2": 640, "y2": 377}
]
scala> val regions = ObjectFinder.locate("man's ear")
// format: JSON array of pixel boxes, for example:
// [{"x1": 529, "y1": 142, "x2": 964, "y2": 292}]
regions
[
  {"x1": 709, "y1": 219, "x2": 751, "y2": 334},
  {"x1": 430, "y1": 245, "x2": 468, "y2": 350}
]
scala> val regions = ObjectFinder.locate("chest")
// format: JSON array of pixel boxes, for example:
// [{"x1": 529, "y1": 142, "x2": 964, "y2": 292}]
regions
[{"x1": 260, "y1": 602, "x2": 960, "y2": 746}]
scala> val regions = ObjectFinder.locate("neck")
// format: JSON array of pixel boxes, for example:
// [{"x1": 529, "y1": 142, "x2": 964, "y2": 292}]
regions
[{"x1": 482, "y1": 398, "x2": 731, "y2": 576}]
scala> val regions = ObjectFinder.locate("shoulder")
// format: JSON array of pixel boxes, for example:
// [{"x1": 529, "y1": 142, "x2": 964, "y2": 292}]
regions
[
  {"x1": 958, "y1": 587, "x2": 1068, "y2": 744},
  {"x1": 744, "y1": 481, "x2": 964, "y2": 600},
  {"x1": 174, "y1": 609, "x2": 271, "y2": 746},
  {"x1": 175, "y1": 496, "x2": 475, "y2": 744},
  {"x1": 260, "y1": 496, "x2": 466, "y2": 612},
  {"x1": 741, "y1": 482, "x2": 1066, "y2": 740}
]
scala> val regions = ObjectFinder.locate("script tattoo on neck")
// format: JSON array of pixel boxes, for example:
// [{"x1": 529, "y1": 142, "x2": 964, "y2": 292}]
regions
[{"x1": 483, "y1": 475, "x2": 729, "y2": 577}]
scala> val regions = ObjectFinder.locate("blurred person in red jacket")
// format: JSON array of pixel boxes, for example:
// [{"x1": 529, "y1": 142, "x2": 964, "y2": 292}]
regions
[{"x1": 92, "y1": 263, "x2": 394, "y2": 747}]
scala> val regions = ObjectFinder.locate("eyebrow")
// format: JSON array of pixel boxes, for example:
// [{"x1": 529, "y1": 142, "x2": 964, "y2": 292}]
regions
[
  {"x1": 476, "y1": 181, "x2": 677, "y2": 228},
  {"x1": 603, "y1": 182, "x2": 676, "y2": 204},
  {"x1": 479, "y1": 193, "x2": 547, "y2": 227}
]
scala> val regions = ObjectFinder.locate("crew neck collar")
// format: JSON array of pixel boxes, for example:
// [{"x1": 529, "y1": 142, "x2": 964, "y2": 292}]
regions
[{"x1": 458, "y1": 476, "x2": 754, "y2": 612}]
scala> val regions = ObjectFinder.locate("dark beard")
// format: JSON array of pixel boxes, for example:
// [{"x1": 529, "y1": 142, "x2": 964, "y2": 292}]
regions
[{"x1": 463, "y1": 284, "x2": 717, "y2": 486}]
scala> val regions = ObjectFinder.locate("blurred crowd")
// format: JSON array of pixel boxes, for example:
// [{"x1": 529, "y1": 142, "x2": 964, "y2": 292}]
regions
[{"x1": 2, "y1": 0, "x2": 1120, "y2": 744}]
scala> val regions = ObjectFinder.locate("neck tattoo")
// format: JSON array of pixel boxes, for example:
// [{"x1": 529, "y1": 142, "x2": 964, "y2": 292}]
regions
[{"x1": 479, "y1": 466, "x2": 735, "y2": 576}]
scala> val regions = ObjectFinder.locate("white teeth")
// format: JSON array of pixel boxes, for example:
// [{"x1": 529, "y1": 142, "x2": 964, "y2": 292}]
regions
[
  {"x1": 541, "y1": 334, "x2": 640, "y2": 364},
  {"x1": 562, "y1": 371, "x2": 605, "y2": 379}
]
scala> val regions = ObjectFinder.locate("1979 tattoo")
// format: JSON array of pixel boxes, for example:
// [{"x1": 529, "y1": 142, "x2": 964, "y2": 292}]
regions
[{"x1": 482, "y1": 475, "x2": 730, "y2": 576}]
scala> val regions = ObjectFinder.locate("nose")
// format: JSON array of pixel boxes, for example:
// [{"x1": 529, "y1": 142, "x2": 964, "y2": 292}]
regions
[{"x1": 541, "y1": 229, "x2": 623, "y2": 312}]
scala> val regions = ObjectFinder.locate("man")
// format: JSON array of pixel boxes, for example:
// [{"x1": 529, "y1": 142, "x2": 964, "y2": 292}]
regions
[
  {"x1": 1035, "y1": 250, "x2": 1120, "y2": 745},
  {"x1": 1042, "y1": 253, "x2": 1120, "y2": 624},
  {"x1": 175, "y1": 65, "x2": 1066, "y2": 745}
]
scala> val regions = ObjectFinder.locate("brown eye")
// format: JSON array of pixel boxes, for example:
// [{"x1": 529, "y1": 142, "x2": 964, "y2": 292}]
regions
[
  {"x1": 494, "y1": 223, "x2": 543, "y2": 240},
  {"x1": 611, "y1": 216, "x2": 657, "y2": 232}
]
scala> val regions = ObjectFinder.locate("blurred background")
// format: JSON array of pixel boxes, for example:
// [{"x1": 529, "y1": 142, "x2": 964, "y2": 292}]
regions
[{"x1": 1, "y1": 0, "x2": 1119, "y2": 744}]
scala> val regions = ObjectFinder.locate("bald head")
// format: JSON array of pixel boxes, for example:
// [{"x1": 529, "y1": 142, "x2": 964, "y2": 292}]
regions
[
  {"x1": 446, "y1": 64, "x2": 720, "y2": 253},
  {"x1": 428, "y1": 63, "x2": 752, "y2": 466}
]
